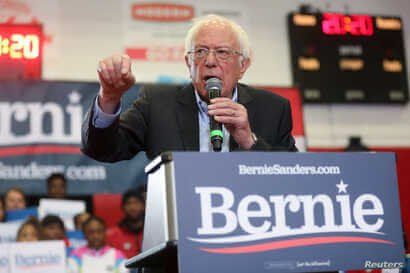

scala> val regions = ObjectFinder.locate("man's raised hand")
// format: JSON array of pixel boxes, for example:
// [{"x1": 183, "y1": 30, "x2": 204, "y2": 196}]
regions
[{"x1": 97, "y1": 54, "x2": 135, "y2": 113}]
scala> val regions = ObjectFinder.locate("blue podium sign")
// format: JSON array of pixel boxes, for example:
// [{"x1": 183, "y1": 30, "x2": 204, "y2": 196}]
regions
[{"x1": 173, "y1": 152, "x2": 404, "y2": 273}]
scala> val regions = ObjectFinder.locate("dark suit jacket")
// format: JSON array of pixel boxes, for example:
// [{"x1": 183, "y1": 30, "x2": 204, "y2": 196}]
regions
[{"x1": 81, "y1": 83, "x2": 297, "y2": 161}]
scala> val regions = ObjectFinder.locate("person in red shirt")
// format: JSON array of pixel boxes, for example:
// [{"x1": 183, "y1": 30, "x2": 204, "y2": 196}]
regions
[{"x1": 106, "y1": 188, "x2": 145, "y2": 259}]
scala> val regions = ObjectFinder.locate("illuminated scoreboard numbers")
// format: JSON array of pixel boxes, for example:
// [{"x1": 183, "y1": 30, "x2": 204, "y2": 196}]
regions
[
  {"x1": 322, "y1": 13, "x2": 374, "y2": 36},
  {"x1": 287, "y1": 12, "x2": 408, "y2": 104},
  {"x1": 7, "y1": 34, "x2": 40, "y2": 59},
  {"x1": 0, "y1": 24, "x2": 43, "y2": 80}
]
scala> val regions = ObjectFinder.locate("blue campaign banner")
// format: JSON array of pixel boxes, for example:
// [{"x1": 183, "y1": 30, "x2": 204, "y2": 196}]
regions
[
  {"x1": 0, "y1": 80, "x2": 149, "y2": 195},
  {"x1": 173, "y1": 152, "x2": 405, "y2": 273},
  {"x1": 5, "y1": 206, "x2": 38, "y2": 222}
]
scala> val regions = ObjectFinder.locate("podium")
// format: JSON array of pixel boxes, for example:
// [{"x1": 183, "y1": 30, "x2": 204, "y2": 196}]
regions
[
  {"x1": 126, "y1": 152, "x2": 405, "y2": 273},
  {"x1": 126, "y1": 152, "x2": 178, "y2": 273}
]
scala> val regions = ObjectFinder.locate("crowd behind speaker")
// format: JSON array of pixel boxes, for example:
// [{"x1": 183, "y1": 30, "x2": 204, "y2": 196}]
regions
[{"x1": 0, "y1": 173, "x2": 147, "y2": 273}]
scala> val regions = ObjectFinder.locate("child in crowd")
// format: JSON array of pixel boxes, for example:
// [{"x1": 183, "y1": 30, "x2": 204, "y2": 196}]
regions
[
  {"x1": 68, "y1": 216, "x2": 128, "y2": 273},
  {"x1": 41, "y1": 214, "x2": 66, "y2": 240},
  {"x1": 4, "y1": 187, "x2": 26, "y2": 211},
  {"x1": 40, "y1": 214, "x2": 72, "y2": 254},
  {"x1": 46, "y1": 173, "x2": 67, "y2": 199},
  {"x1": 107, "y1": 188, "x2": 145, "y2": 259},
  {"x1": 74, "y1": 212, "x2": 91, "y2": 230},
  {"x1": 16, "y1": 217, "x2": 41, "y2": 242}
]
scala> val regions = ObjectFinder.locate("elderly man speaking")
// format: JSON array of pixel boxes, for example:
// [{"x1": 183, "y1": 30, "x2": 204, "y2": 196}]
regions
[{"x1": 81, "y1": 14, "x2": 297, "y2": 162}]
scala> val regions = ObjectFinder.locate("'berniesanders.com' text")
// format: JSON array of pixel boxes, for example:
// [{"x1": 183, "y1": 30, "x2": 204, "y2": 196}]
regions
[{"x1": 238, "y1": 164, "x2": 341, "y2": 175}]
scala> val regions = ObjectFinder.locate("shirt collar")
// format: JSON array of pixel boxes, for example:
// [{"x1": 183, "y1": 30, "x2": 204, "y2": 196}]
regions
[
  {"x1": 194, "y1": 85, "x2": 238, "y2": 115},
  {"x1": 85, "y1": 245, "x2": 110, "y2": 256}
]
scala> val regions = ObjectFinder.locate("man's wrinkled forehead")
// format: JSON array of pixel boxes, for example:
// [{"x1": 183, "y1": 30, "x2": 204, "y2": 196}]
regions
[{"x1": 194, "y1": 22, "x2": 239, "y2": 48}]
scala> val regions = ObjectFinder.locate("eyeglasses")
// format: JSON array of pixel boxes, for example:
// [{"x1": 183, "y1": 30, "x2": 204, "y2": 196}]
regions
[{"x1": 187, "y1": 47, "x2": 243, "y2": 61}]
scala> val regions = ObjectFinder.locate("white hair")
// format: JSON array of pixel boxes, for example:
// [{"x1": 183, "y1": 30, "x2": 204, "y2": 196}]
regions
[{"x1": 184, "y1": 14, "x2": 251, "y2": 60}]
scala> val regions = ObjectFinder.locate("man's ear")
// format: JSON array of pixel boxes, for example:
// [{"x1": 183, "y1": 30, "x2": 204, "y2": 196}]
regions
[
  {"x1": 184, "y1": 55, "x2": 188, "y2": 65},
  {"x1": 238, "y1": 57, "x2": 251, "y2": 79}
]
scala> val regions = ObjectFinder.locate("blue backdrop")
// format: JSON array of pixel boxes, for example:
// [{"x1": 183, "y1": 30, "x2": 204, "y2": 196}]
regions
[{"x1": 0, "y1": 80, "x2": 150, "y2": 195}]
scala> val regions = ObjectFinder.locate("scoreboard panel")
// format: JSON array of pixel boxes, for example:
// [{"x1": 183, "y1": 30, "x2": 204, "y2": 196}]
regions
[
  {"x1": 288, "y1": 12, "x2": 408, "y2": 103},
  {"x1": 0, "y1": 24, "x2": 43, "y2": 80}
]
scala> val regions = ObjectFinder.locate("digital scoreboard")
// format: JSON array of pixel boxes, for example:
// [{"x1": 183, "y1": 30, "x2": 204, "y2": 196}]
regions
[
  {"x1": 0, "y1": 24, "x2": 43, "y2": 80},
  {"x1": 288, "y1": 12, "x2": 408, "y2": 103}
]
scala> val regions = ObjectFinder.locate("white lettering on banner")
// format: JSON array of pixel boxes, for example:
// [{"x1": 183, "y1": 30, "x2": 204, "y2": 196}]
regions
[
  {"x1": 238, "y1": 164, "x2": 341, "y2": 175},
  {"x1": 192, "y1": 185, "x2": 384, "y2": 242},
  {"x1": 0, "y1": 162, "x2": 106, "y2": 180},
  {"x1": 0, "y1": 162, "x2": 64, "y2": 179},
  {"x1": 238, "y1": 195, "x2": 272, "y2": 234},
  {"x1": 296, "y1": 260, "x2": 331, "y2": 267},
  {"x1": 196, "y1": 187, "x2": 237, "y2": 235},
  {"x1": 0, "y1": 91, "x2": 82, "y2": 145},
  {"x1": 66, "y1": 165, "x2": 106, "y2": 180},
  {"x1": 353, "y1": 194, "x2": 384, "y2": 232}
]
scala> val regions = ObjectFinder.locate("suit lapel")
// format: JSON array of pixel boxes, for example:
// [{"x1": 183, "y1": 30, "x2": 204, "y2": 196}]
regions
[
  {"x1": 176, "y1": 84, "x2": 199, "y2": 151},
  {"x1": 230, "y1": 84, "x2": 255, "y2": 151}
]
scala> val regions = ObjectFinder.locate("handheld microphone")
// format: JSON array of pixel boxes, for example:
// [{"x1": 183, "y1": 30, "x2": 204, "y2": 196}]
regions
[{"x1": 206, "y1": 77, "x2": 223, "y2": 152}]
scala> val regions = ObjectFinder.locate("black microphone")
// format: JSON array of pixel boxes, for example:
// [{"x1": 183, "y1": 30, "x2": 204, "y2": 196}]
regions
[{"x1": 206, "y1": 77, "x2": 223, "y2": 152}]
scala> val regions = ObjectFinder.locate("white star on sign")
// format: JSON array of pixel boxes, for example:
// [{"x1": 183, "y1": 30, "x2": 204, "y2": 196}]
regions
[
  {"x1": 336, "y1": 180, "x2": 349, "y2": 194},
  {"x1": 68, "y1": 90, "x2": 81, "y2": 104}
]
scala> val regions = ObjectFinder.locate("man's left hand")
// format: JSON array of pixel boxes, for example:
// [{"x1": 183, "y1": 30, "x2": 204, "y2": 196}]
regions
[{"x1": 208, "y1": 97, "x2": 255, "y2": 150}]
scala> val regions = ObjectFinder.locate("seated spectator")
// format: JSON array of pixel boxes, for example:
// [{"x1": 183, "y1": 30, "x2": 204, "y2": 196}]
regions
[
  {"x1": 74, "y1": 212, "x2": 91, "y2": 231},
  {"x1": 46, "y1": 173, "x2": 67, "y2": 199},
  {"x1": 16, "y1": 217, "x2": 41, "y2": 242},
  {"x1": 68, "y1": 216, "x2": 128, "y2": 273},
  {"x1": 4, "y1": 187, "x2": 26, "y2": 211},
  {"x1": 0, "y1": 196, "x2": 5, "y2": 222},
  {"x1": 106, "y1": 188, "x2": 145, "y2": 259},
  {"x1": 41, "y1": 214, "x2": 66, "y2": 240},
  {"x1": 67, "y1": 212, "x2": 90, "y2": 249},
  {"x1": 41, "y1": 214, "x2": 72, "y2": 253}
]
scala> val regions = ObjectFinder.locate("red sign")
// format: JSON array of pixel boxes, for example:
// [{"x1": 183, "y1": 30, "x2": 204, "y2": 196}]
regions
[
  {"x1": 125, "y1": 46, "x2": 184, "y2": 62},
  {"x1": 0, "y1": 23, "x2": 42, "y2": 80},
  {"x1": 131, "y1": 3, "x2": 194, "y2": 22}
]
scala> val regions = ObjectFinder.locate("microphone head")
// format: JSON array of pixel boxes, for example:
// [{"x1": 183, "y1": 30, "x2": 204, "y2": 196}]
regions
[
  {"x1": 205, "y1": 77, "x2": 222, "y2": 92},
  {"x1": 205, "y1": 77, "x2": 222, "y2": 99}
]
